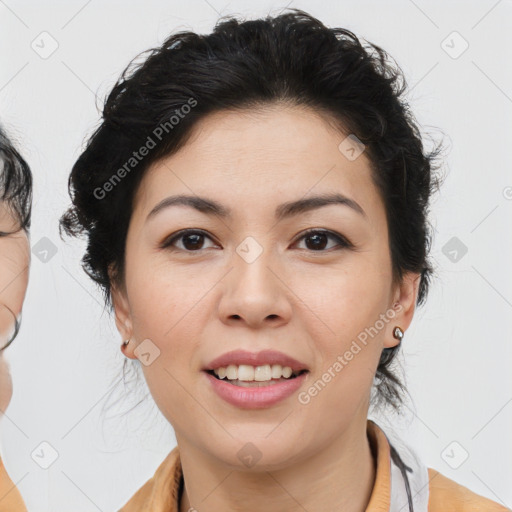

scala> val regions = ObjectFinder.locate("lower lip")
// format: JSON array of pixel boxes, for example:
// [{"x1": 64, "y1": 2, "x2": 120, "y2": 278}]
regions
[{"x1": 204, "y1": 371, "x2": 309, "y2": 409}]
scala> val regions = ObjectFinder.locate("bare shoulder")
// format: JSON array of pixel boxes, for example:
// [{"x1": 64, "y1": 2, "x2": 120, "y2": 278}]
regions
[{"x1": 428, "y1": 467, "x2": 510, "y2": 511}]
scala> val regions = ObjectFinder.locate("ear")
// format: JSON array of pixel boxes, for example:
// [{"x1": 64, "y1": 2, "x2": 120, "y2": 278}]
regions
[
  {"x1": 109, "y1": 265, "x2": 137, "y2": 359},
  {"x1": 383, "y1": 271, "x2": 421, "y2": 349}
]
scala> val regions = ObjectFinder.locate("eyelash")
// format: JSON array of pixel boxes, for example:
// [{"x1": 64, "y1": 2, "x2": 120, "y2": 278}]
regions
[{"x1": 159, "y1": 228, "x2": 353, "y2": 254}]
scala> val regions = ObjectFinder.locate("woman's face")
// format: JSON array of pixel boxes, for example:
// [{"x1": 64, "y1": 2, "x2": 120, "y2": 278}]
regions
[
  {"x1": 0, "y1": 203, "x2": 30, "y2": 415},
  {"x1": 112, "y1": 105, "x2": 420, "y2": 468}
]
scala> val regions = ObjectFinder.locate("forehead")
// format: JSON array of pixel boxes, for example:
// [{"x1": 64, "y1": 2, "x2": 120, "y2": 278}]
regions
[{"x1": 132, "y1": 106, "x2": 383, "y2": 223}]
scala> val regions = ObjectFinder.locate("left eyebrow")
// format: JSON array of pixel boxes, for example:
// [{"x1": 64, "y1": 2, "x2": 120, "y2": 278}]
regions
[{"x1": 146, "y1": 192, "x2": 367, "y2": 223}]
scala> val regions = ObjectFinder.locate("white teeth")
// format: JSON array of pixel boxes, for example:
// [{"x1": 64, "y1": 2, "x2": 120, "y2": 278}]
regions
[
  {"x1": 212, "y1": 364, "x2": 298, "y2": 381},
  {"x1": 225, "y1": 365, "x2": 237, "y2": 380},
  {"x1": 237, "y1": 365, "x2": 254, "y2": 381},
  {"x1": 254, "y1": 364, "x2": 271, "y2": 381},
  {"x1": 271, "y1": 364, "x2": 282, "y2": 379},
  {"x1": 282, "y1": 366, "x2": 293, "y2": 378}
]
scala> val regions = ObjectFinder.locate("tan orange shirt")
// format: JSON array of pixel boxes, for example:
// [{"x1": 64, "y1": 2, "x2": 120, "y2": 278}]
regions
[
  {"x1": 119, "y1": 419, "x2": 510, "y2": 511},
  {"x1": 0, "y1": 457, "x2": 27, "y2": 512}
]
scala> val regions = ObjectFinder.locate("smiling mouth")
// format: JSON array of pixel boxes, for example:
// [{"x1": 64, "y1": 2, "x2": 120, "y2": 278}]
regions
[{"x1": 205, "y1": 369, "x2": 309, "y2": 387}]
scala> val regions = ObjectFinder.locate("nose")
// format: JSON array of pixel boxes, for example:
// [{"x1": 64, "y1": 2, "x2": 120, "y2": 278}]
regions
[{"x1": 217, "y1": 245, "x2": 292, "y2": 330}]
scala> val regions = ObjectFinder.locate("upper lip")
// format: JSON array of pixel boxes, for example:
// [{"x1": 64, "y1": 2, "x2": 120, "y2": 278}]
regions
[{"x1": 203, "y1": 349, "x2": 309, "y2": 373}]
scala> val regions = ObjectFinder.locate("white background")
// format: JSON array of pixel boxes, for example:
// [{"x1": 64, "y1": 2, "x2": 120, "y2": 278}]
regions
[{"x1": 1, "y1": 0, "x2": 511, "y2": 510}]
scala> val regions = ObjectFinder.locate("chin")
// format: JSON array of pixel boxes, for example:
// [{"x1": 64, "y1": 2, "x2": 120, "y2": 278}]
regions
[{"x1": 204, "y1": 436, "x2": 302, "y2": 471}]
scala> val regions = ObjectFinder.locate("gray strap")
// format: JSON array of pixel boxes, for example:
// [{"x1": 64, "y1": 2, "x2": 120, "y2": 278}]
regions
[{"x1": 381, "y1": 426, "x2": 430, "y2": 512}]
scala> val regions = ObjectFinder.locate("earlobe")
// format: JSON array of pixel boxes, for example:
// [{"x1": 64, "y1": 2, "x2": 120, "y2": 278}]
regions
[
  {"x1": 384, "y1": 272, "x2": 421, "y2": 349},
  {"x1": 111, "y1": 289, "x2": 138, "y2": 360},
  {"x1": 121, "y1": 337, "x2": 137, "y2": 359}
]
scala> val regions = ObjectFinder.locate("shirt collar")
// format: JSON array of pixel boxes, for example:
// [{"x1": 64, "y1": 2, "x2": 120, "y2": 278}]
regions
[{"x1": 0, "y1": 457, "x2": 28, "y2": 512}]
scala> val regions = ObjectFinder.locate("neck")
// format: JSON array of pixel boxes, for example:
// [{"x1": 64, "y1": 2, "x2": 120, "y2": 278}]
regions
[{"x1": 177, "y1": 417, "x2": 376, "y2": 512}]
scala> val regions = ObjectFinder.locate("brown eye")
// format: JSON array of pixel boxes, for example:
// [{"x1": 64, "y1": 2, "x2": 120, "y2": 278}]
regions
[
  {"x1": 295, "y1": 229, "x2": 351, "y2": 252},
  {"x1": 161, "y1": 229, "x2": 216, "y2": 252}
]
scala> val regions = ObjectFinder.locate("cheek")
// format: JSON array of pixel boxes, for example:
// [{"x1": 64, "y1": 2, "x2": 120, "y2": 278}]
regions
[
  {"x1": 0, "y1": 357, "x2": 13, "y2": 413},
  {"x1": 288, "y1": 262, "x2": 390, "y2": 411},
  {"x1": 129, "y1": 265, "x2": 210, "y2": 345},
  {"x1": 126, "y1": 247, "x2": 194, "y2": 332},
  {"x1": 127, "y1": 263, "x2": 208, "y2": 405},
  {"x1": 292, "y1": 261, "x2": 391, "y2": 341},
  {"x1": 0, "y1": 236, "x2": 30, "y2": 311}
]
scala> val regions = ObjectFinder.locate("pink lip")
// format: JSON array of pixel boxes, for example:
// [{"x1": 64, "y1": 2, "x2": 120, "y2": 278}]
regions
[
  {"x1": 204, "y1": 370, "x2": 309, "y2": 409},
  {"x1": 203, "y1": 349, "x2": 308, "y2": 373}
]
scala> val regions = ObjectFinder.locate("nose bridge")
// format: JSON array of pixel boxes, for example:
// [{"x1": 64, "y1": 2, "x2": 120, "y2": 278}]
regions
[{"x1": 232, "y1": 234, "x2": 278, "y2": 292}]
